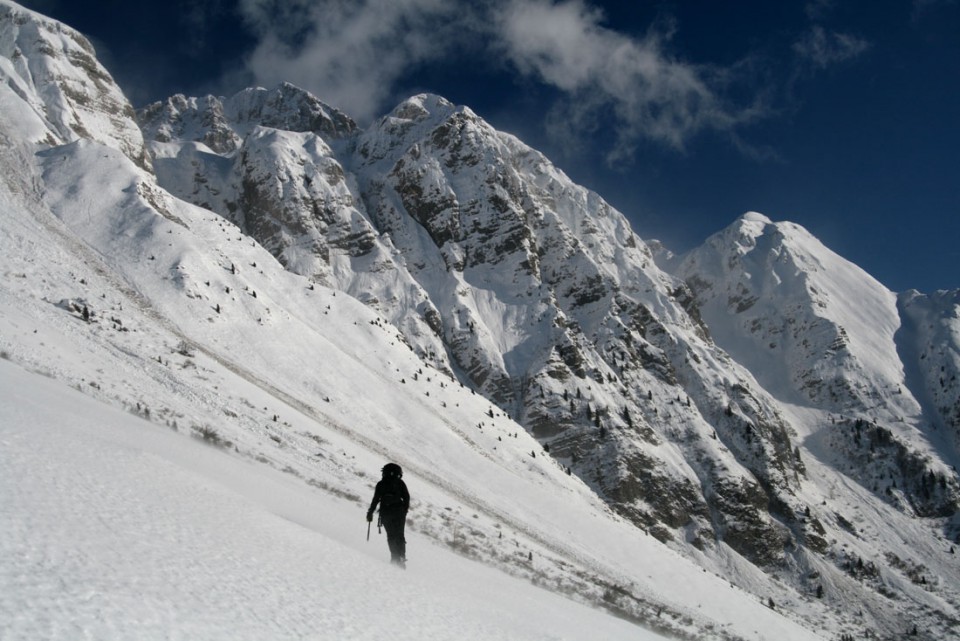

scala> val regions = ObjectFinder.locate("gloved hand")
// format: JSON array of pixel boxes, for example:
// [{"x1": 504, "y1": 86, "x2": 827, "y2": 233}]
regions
[{"x1": 366, "y1": 511, "x2": 373, "y2": 522}]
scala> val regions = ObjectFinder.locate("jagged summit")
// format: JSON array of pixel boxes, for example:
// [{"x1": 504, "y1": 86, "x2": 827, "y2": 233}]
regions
[
  {"x1": 228, "y1": 82, "x2": 357, "y2": 138},
  {"x1": 137, "y1": 82, "x2": 357, "y2": 155},
  {"x1": 389, "y1": 93, "x2": 460, "y2": 122},
  {"x1": 0, "y1": 0, "x2": 147, "y2": 168},
  {"x1": 130, "y1": 75, "x2": 960, "y2": 638},
  {"x1": 739, "y1": 210, "x2": 773, "y2": 224},
  {"x1": 355, "y1": 91, "x2": 491, "y2": 169},
  {"x1": 678, "y1": 212, "x2": 907, "y2": 409}
]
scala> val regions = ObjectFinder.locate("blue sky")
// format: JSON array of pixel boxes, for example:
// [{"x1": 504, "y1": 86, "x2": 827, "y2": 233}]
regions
[{"x1": 20, "y1": 0, "x2": 960, "y2": 293}]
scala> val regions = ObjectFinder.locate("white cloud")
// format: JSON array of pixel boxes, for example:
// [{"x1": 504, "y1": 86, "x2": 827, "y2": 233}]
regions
[
  {"x1": 793, "y1": 25, "x2": 870, "y2": 69},
  {"x1": 238, "y1": 0, "x2": 465, "y2": 122},
  {"x1": 496, "y1": 0, "x2": 764, "y2": 157},
  {"x1": 236, "y1": 0, "x2": 766, "y2": 157}
]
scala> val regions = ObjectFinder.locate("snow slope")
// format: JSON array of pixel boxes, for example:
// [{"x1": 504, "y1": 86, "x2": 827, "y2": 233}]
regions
[
  {"x1": 0, "y1": 126, "x2": 824, "y2": 641},
  {"x1": 0, "y1": 5, "x2": 827, "y2": 633},
  {"x1": 674, "y1": 212, "x2": 909, "y2": 416},
  {"x1": 0, "y1": 359, "x2": 656, "y2": 641}
]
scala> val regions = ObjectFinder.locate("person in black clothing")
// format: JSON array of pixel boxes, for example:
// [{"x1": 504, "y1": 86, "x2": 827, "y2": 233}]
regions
[{"x1": 367, "y1": 462, "x2": 410, "y2": 567}]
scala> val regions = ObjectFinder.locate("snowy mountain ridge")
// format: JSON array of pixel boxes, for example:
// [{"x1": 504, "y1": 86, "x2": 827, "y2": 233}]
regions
[
  {"x1": 672, "y1": 213, "x2": 958, "y2": 516},
  {"x1": 1, "y1": 2, "x2": 959, "y2": 639},
  {"x1": 675, "y1": 210, "x2": 906, "y2": 410}
]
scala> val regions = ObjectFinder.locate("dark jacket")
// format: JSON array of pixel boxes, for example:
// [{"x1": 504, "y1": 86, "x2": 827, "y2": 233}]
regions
[{"x1": 368, "y1": 477, "x2": 410, "y2": 516}]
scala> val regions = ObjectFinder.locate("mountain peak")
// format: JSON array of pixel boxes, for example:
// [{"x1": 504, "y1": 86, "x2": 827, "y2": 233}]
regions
[
  {"x1": 137, "y1": 83, "x2": 357, "y2": 154},
  {"x1": 383, "y1": 93, "x2": 482, "y2": 132},
  {"x1": 0, "y1": 0, "x2": 148, "y2": 167},
  {"x1": 729, "y1": 211, "x2": 776, "y2": 244},
  {"x1": 738, "y1": 211, "x2": 772, "y2": 225},
  {"x1": 228, "y1": 83, "x2": 357, "y2": 139},
  {"x1": 392, "y1": 93, "x2": 457, "y2": 121}
]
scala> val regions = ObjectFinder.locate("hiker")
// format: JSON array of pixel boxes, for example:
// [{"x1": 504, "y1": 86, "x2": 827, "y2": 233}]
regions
[{"x1": 367, "y1": 462, "x2": 410, "y2": 567}]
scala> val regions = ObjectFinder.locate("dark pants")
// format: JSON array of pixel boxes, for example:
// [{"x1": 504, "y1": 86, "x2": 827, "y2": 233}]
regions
[{"x1": 380, "y1": 509, "x2": 407, "y2": 563}]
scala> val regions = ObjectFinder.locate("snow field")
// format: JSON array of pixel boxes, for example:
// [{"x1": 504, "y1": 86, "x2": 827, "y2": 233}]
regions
[{"x1": 0, "y1": 359, "x2": 659, "y2": 641}]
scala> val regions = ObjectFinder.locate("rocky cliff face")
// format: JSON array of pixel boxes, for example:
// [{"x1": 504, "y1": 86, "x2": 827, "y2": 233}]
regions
[
  {"x1": 139, "y1": 86, "x2": 447, "y2": 356},
  {"x1": 673, "y1": 213, "x2": 960, "y2": 521},
  {"x1": 137, "y1": 89, "x2": 826, "y2": 566},
  {"x1": 136, "y1": 84, "x2": 960, "y2": 636},
  {"x1": 0, "y1": 1, "x2": 147, "y2": 168},
  {"x1": 133, "y1": 75, "x2": 960, "y2": 633}
]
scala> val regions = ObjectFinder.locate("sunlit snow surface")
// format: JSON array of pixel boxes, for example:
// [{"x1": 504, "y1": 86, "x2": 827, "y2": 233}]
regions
[
  {"x1": 1, "y1": 361, "x2": 665, "y2": 641},
  {"x1": 0, "y1": 135, "x2": 822, "y2": 641}
]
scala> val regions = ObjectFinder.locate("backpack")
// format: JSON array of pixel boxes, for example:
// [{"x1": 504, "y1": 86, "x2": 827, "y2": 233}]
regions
[
  {"x1": 379, "y1": 463, "x2": 405, "y2": 511},
  {"x1": 379, "y1": 478, "x2": 405, "y2": 510}
]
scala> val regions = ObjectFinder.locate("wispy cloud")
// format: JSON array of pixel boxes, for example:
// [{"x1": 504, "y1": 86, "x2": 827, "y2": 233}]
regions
[
  {"x1": 237, "y1": 0, "x2": 767, "y2": 159},
  {"x1": 238, "y1": 0, "x2": 468, "y2": 122},
  {"x1": 793, "y1": 25, "x2": 870, "y2": 69},
  {"x1": 495, "y1": 0, "x2": 766, "y2": 160}
]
